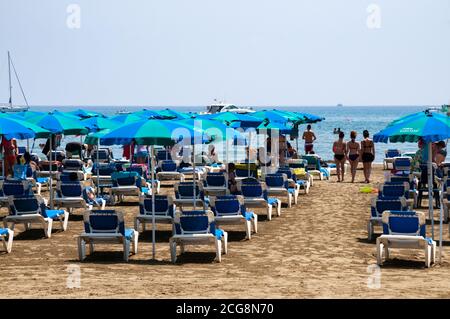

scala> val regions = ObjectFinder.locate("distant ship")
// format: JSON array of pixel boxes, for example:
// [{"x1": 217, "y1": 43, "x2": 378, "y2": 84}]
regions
[
  {"x1": 204, "y1": 100, "x2": 255, "y2": 114},
  {"x1": 0, "y1": 51, "x2": 29, "y2": 113},
  {"x1": 337, "y1": 103, "x2": 343, "y2": 107}
]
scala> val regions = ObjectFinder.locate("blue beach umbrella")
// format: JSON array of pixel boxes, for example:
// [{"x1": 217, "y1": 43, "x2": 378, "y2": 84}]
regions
[
  {"x1": 0, "y1": 117, "x2": 38, "y2": 177},
  {"x1": 132, "y1": 109, "x2": 159, "y2": 119},
  {"x1": 252, "y1": 110, "x2": 289, "y2": 124},
  {"x1": 81, "y1": 117, "x2": 121, "y2": 133},
  {"x1": 374, "y1": 110, "x2": 450, "y2": 262},
  {"x1": 69, "y1": 109, "x2": 105, "y2": 119}
]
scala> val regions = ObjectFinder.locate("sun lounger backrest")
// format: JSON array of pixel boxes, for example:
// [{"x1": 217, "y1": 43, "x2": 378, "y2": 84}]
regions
[
  {"x1": 371, "y1": 198, "x2": 406, "y2": 218},
  {"x1": 127, "y1": 164, "x2": 147, "y2": 178},
  {"x1": 58, "y1": 171, "x2": 85, "y2": 182},
  {"x1": 265, "y1": 173, "x2": 288, "y2": 188},
  {"x1": 84, "y1": 210, "x2": 125, "y2": 235},
  {"x1": 393, "y1": 157, "x2": 411, "y2": 171},
  {"x1": 8, "y1": 196, "x2": 46, "y2": 216},
  {"x1": 276, "y1": 168, "x2": 293, "y2": 179},
  {"x1": 58, "y1": 182, "x2": 83, "y2": 197},
  {"x1": 94, "y1": 163, "x2": 117, "y2": 176},
  {"x1": 111, "y1": 172, "x2": 140, "y2": 187},
  {"x1": 140, "y1": 195, "x2": 174, "y2": 217},
  {"x1": 385, "y1": 149, "x2": 401, "y2": 158},
  {"x1": 205, "y1": 172, "x2": 226, "y2": 187},
  {"x1": 174, "y1": 182, "x2": 203, "y2": 199},
  {"x1": 91, "y1": 149, "x2": 111, "y2": 162},
  {"x1": 1, "y1": 179, "x2": 32, "y2": 197},
  {"x1": 210, "y1": 195, "x2": 244, "y2": 217},
  {"x1": 379, "y1": 182, "x2": 409, "y2": 199},
  {"x1": 160, "y1": 160, "x2": 177, "y2": 172},
  {"x1": 238, "y1": 179, "x2": 268, "y2": 200},
  {"x1": 382, "y1": 211, "x2": 426, "y2": 237},
  {"x1": 157, "y1": 150, "x2": 172, "y2": 161},
  {"x1": 62, "y1": 159, "x2": 83, "y2": 171},
  {"x1": 174, "y1": 210, "x2": 215, "y2": 235}
]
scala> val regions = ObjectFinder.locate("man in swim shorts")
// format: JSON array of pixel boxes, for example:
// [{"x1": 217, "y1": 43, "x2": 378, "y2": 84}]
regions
[{"x1": 302, "y1": 124, "x2": 317, "y2": 154}]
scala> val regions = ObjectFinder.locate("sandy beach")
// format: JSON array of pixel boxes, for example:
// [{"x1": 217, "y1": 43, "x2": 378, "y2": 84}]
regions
[{"x1": 1, "y1": 164, "x2": 449, "y2": 299}]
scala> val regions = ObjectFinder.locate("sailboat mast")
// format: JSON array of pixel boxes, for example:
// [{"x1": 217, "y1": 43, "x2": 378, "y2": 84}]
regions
[{"x1": 7, "y1": 51, "x2": 12, "y2": 106}]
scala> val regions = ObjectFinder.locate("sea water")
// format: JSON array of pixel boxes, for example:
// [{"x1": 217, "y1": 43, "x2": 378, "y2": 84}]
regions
[{"x1": 21, "y1": 105, "x2": 438, "y2": 163}]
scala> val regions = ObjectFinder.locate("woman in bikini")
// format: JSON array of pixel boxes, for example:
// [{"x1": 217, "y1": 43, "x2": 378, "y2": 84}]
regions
[
  {"x1": 347, "y1": 131, "x2": 360, "y2": 183},
  {"x1": 332, "y1": 131, "x2": 347, "y2": 182},
  {"x1": 360, "y1": 130, "x2": 375, "y2": 183}
]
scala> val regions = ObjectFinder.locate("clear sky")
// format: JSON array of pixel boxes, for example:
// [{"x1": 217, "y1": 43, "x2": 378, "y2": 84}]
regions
[{"x1": 0, "y1": 0, "x2": 449, "y2": 107}]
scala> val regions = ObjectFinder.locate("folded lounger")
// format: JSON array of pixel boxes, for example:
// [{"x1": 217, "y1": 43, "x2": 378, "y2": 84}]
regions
[
  {"x1": 210, "y1": 195, "x2": 257, "y2": 240},
  {"x1": 377, "y1": 210, "x2": 436, "y2": 268},
  {"x1": 169, "y1": 210, "x2": 228, "y2": 263},
  {"x1": 78, "y1": 210, "x2": 138, "y2": 262},
  {"x1": 4, "y1": 195, "x2": 69, "y2": 238}
]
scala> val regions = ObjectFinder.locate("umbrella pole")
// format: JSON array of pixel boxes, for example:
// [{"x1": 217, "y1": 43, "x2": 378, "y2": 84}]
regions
[
  {"x1": 1, "y1": 136, "x2": 4, "y2": 178},
  {"x1": 27, "y1": 139, "x2": 30, "y2": 152},
  {"x1": 226, "y1": 138, "x2": 229, "y2": 194},
  {"x1": 440, "y1": 177, "x2": 444, "y2": 263},
  {"x1": 97, "y1": 138, "x2": 100, "y2": 197},
  {"x1": 49, "y1": 134, "x2": 54, "y2": 209},
  {"x1": 150, "y1": 145, "x2": 156, "y2": 260},
  {"x1": 428, "y1": 142, "x2": 434, "y2": 239},
  {"x1": 248, "y1": 131, "x2": 251, "y2": 178},
  {"x1": 193, "y1": 143, "x2": 197, "y2": 210}
]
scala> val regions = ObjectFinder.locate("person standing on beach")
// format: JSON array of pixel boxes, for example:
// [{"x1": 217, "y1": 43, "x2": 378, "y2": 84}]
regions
[
  {"x1": 302, "y1": 125, "x2": 316, "y2": 154},
  {"x1": 1, "y1": 137, "x2": 18, "y2": 177},
  {"x1": 332, "y1": 131, "x2": 347, "y2": 182},
  {"x1": 360, "y1": 130, "x2": 375, "y2": 183},
  {"x1": 347, "y1": 131, "x2": 360, "y2": 183}
]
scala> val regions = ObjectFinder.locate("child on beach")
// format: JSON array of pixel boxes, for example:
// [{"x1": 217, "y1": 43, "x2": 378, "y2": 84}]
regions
[
  {"x1": 332, "y1": 131, "x2": 347, "y2": 182},
  {"x1": 347, "y1": 131, "x2": 360, "y2": 183},
  {"x1": 302, "y1": 125, "x2": 316, "y2": 154},
  {"x1": 361, "y1": 130, "x2": 375, "y2": 183}
]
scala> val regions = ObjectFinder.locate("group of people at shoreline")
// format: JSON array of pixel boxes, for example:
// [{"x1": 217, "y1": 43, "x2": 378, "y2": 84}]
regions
[{"x1": 302, "y1": 125, "x2": 376, "y2": 183}]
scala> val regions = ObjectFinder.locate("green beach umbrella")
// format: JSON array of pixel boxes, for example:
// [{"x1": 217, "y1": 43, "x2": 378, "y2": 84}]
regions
[{"x1": 69, "y1": 109, "x2": 105, "y2": 119}]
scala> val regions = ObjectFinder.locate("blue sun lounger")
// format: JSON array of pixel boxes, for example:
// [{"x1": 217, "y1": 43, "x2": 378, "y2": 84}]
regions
[
  {"x1": 210, "y1": 195, "x2": 257, "y2": 240},
  {"x1": 237, "y1": 178, "x2": 281, "y2": 221},
  {"x1": 78, "y1": 210, "x2": 139, "y2": 262},
  {"x1": 368, "y1": 197, "x2": 407, "y2": 241},
  {"x1": 264, "y1": 173, "x2": 298, "y2": 207},
  {"x1": 169, "y1": 210, "x2": 228, "y2": 263},
  {"x1": 203, "y1": 172, "x2": 228, "y2": 196},
  {"x1": 4, "y1": 195, "x2": 69, "y2": 238},
  {"x1": 135, "y1": 195, "x2": 176, "y2": 232},
  {"x1": 377, "y1": 210, "x2": 436, "y2": 268}
]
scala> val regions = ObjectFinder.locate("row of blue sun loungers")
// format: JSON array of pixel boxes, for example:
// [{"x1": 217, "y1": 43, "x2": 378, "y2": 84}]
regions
[{"x1": 0, "y1": 159, "x2": 317, "y2": 261}]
